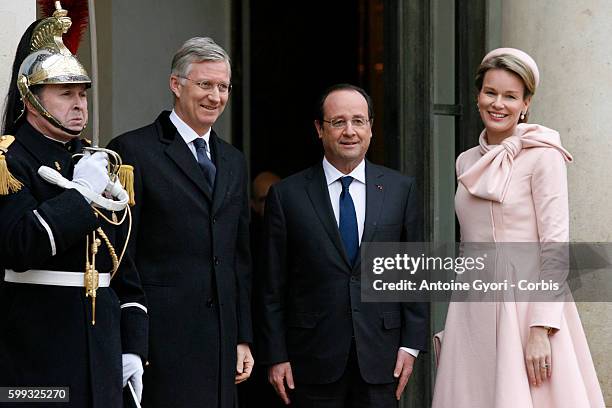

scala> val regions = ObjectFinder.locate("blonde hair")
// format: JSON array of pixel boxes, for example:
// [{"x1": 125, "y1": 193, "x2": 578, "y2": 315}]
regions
[{"x1": 475, "y1": 54, "x2": 536, "y2": 123}]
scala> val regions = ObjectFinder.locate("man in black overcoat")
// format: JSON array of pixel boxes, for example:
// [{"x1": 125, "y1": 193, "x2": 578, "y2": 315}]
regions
[
  {"x1": 259, "y1": 84, "x2": 429, "y2": 408},
  {"x1": 108, "y1": 37, "x2": 253, "y2": 408}
]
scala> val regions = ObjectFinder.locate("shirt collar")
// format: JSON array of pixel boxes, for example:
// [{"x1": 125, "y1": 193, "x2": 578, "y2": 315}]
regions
[
  {"x1": 170, "y1": 109, "x2": 211, "y2": 145},
  {"x1": 322, "y1": 157, "x2": 366, "y2": 186}
]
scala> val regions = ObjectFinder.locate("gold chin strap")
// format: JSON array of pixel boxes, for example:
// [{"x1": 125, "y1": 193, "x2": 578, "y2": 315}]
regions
[{"x1": 17, "y1": 1, "x2": 91, "y2": 137}]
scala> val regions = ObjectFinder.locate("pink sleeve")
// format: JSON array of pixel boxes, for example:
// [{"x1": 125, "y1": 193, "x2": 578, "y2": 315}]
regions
[
  {"x1": 455, "y1": 151, "x2": 466, "y2": 179},
  {"x1": 532, "y1": 148, "x2": 570, "y2": 243},
  {"x1": 528, "y1": 148, "x2": 570, "y2": 329}
]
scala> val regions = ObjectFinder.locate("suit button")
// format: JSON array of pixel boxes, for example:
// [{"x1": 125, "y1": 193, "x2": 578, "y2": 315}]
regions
[
  {"x1": 214, "y1": 257, "x2": 220, "y2": 265},
  {"x1": 206, "y1": 298, "x2": 214, "y2": 308},
  {"x1": 212, "y1": 217, "x2": 217, "y2": 224},
  {"x1": 350, "y1": 276, "x2": 357, "y2": 282}
]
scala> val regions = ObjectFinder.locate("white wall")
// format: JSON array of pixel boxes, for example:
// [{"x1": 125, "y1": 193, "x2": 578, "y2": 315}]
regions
[
  {"x1": 0, "y1": 1, "x2": 36, "y2": 131},
  {"x1": 111, "y1": 0, "x2": 232, "y2": 141}
]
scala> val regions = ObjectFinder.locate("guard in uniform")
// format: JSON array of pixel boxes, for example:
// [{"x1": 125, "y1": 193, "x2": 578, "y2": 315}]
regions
[{"x1": 0, "y1": 3, "x2": 148, "y2": 407}]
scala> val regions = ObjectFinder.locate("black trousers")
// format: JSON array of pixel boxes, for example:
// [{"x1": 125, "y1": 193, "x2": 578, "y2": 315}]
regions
[{"x1": 290, "y1": 342, "x2": 398, "y2": 408}]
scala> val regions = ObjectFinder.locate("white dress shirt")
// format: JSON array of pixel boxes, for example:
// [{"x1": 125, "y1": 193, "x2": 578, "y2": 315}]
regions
[
  {"x1": 170, "y1": 110, "x2": 212, "y2": 160},
  {"x1": 322, "y1": 157, "x2": 366, "y2": 243},
  {"x1": 322, "y1": 157, "x2": 419, "y2": 359}
]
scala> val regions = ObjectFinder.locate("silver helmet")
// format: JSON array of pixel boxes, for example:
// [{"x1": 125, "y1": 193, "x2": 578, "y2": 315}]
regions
[{"x1": 17, "y1": 1, "x2": 91, "y2": 136}]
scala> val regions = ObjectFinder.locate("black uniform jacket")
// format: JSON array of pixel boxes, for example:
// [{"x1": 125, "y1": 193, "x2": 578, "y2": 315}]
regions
[
  {"x1": 258, "y1": 161, "x2": 429, "y2": 385},
  {"x1": 0, "y1": 121, "x2": 148, "y2": 408},
  {"x1": 108, "y1": 111, "x2": 252, "y2": 408}
]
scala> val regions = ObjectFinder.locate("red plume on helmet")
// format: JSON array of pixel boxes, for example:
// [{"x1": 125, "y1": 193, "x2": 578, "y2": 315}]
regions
[{"x1": 37, "y1": 0, "x2": 89, "y2": 54}]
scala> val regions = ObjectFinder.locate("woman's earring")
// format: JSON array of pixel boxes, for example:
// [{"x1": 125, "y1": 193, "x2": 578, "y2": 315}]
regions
[{"x1": 520, "y1": 112, "x2": 525, "y2": 120}]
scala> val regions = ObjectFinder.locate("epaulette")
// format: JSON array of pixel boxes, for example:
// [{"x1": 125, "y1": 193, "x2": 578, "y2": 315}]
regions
[
  {"x1": 0, "y1": 135, "x2": 23, "y2": 195},
  {"x1": 118, "y1": 164, "x2": 135, "y2": 206}
]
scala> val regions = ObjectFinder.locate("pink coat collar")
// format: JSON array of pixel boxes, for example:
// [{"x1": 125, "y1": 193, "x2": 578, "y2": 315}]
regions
[{"x1": 458, "y1": 123, "x2": 573, "y2": 203}]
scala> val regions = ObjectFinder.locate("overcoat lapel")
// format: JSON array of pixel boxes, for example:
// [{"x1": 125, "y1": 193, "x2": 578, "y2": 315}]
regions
[
  {"x1": 158, "y1": 114, "x2": 213, "y2": 202},
  {"x1": 210, "y1": 131, "x2": 230, "y2": 215}
]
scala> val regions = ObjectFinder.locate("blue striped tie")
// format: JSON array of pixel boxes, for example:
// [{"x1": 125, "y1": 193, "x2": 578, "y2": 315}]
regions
[{"x1": 193, "y1": 138, "x2": 216, "y2": 192}]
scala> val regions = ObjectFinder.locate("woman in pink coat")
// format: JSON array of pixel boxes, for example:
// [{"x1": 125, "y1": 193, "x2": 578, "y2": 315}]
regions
[{"x1": 431, "y1": 48, "x2": 605, "y2": 408}]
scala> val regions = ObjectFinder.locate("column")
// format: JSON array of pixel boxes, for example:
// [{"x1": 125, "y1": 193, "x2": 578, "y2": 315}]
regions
[{"x1": 501, "y1": 1, "x2": 612, "y2": 404}]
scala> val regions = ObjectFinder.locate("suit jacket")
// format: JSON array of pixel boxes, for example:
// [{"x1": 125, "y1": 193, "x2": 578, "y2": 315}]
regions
[
  {"x1": 108, "y1": 111, "x2": 252, "y2": 408},
  {"x1": 258, "y1": 160, "x2": 428, "y2": 385},
  {"x1": 0, "y1": 121, "x2": 148, "y2": 408}
]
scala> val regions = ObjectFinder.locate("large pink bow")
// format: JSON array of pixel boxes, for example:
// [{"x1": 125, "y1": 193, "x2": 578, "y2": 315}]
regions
[{"x1": 458, "y1": 124, "x2": 573, "y2": 202}]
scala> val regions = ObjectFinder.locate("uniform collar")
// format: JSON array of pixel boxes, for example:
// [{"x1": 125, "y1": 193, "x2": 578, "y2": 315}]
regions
[{"x1": 16, "y1": 121, "x2": 76, "y2": 174}]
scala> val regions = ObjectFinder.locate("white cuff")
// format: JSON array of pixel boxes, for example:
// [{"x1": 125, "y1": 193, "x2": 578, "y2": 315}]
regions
[
  {"x1": 400, "y1": 347, "x2": 419, "y2": 358},
  {"x1": 121, "y1": 302, "x2": 148, "y2": 313}
]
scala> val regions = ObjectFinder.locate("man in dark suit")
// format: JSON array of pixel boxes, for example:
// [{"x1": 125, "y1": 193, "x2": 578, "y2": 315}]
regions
[
  {"x1": 108, "y1": 37, "x2": 253, "y2": 408},
  {"x1": 259, "y1": 84, "x2": 428, "y2": 407}
]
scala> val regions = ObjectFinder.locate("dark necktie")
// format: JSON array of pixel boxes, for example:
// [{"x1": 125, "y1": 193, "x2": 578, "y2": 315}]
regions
[
  {"x1": 193, "y1": 138, "x2": 216, "y2": 192},
  {"x1": 339, "y1": 176, "x2": 359, "y2": 265}
]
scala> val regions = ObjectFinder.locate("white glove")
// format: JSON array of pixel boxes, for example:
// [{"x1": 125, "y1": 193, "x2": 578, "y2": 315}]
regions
[
  {"x1": 122, "y1": 353, "x2": 144, "y2": 402},
  {"x1": 72, "y1": 151, "x2": 109, "y2": 196}
]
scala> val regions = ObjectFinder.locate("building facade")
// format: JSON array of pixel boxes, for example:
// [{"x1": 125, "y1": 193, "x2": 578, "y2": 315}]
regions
[{"x1": 1, "y1": 1, "x2": 609, "y2": 406}]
